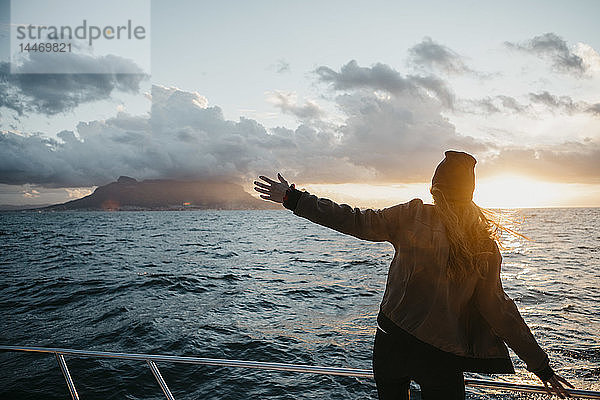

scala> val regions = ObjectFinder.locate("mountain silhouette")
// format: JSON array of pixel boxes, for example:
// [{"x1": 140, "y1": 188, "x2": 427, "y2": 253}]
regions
[{"x1": 45, "y1": 176, "x2": 278, "y2": 210}]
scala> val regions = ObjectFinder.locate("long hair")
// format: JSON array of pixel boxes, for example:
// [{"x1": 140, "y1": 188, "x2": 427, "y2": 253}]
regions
[{"x1": 431, "y1": 186, "x2": 501, "y2": 280}]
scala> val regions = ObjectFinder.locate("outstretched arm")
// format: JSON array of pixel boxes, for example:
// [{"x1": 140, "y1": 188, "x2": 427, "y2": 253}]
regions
[
  {"x1": 475, "y1": 247, "x2": 574, "y2": 398},
  {"x1": 254, "y1": 173, "x2": 412, "y2": 243}
]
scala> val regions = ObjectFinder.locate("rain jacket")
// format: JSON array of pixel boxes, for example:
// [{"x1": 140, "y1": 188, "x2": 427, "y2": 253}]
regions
[{"x1": 285, "y1": 190, "x2": 552, "y2": 379}]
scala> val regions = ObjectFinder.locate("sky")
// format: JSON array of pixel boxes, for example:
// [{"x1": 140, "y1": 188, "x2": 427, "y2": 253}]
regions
[{"x1": 1, "y1": 0, "x2": 599, "y2": 208}]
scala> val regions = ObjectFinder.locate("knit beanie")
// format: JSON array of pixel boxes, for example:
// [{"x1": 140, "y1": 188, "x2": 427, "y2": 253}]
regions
[{"x1": 431, "y1": 150, "x2": 477, "y2": 202}]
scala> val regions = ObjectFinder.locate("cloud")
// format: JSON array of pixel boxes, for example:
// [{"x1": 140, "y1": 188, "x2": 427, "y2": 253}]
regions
[
  {"x1": 460, "y1": 92, "x2": 599, "y2": 117},
  {"x1": 587, "y1": 103, "x2": 600, "y2": 116},
  {"x1": 0, "y1": 52, "x2": 147, "y2": 116},
  {"x1": 315, "y1": 60, "x2": 411, "y2": 93},
  {"x1": 408, "y1": 75, "x2": 455, "y2": 110},
  {"x1": 505, "y1": 33, "x2": 587, "y2": 76},
  {"x1": 462, "y1": 95, "x2": 528, "y2": 115},
  {"x1": 1, "y1": 63, "x2": 598, "y2": 189},
  {"x1": 329, "y1": 90, "x2": 485, "y2": 181},
  {"x1": 408, "y1": 37, "x2": 475, "y2": 75},
  {"x1": 65, "y1": 187, "x2": 93, "y2": 198},
  {"x1": 315, "y1": 60, "x2": 455, "y2": 108},
  {"x1": 529, "y1": 91, "x2": 579, "y2": 114},
  {"x1": 0, "y1": 81, "x2": 477, "y2": 188},
  {"x1": 497, "y1": 95, "x2": 527, "y2": 113},
  {"x1": 275, "y1": 59, "x2": 290, "y2": 73},
  {"x1": 267, "y1": 91, "x2": 325, "y2": 121},
  {"x1": 481, "y1": 140, "x2": 600, "y2": 183},
  {"x1": 267, "y1": 59, "x2": 291, "y2": 74},
  {"x1": 460, "y1": 97, "x2": 501, "y2": 114},
  {"x1": 528, "y1": 91, "x2": 600, "y2": 116},
  {"x1": 0, "y1": 85, "x2": 285, "y2": 187},
  {"x1": 574, "y1": 43, "x2": 600, "y2": 74}
]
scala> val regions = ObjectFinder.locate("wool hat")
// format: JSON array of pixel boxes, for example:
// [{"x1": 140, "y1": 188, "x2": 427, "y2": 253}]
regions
[{"x1": 431, "y1": 150, "x2": 477, "y2": 202}]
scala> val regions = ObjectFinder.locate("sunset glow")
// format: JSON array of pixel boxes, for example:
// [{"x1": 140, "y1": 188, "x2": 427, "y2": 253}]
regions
[
  {"x1": 293, "y1": 176, "x2": 600, "y2": 210},
  {"x1": 474, "y1": 175, "x2": 570, "y2": 209}
]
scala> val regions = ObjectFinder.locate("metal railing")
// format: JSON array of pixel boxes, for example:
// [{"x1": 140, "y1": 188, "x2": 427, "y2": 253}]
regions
[{"x1": 1, "y1": 345, "x2": 599, "y2": 399}]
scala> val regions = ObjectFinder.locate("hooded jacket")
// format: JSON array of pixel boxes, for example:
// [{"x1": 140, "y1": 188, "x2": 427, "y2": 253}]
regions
[{"x1": 284, "y1": 190, "x2": 552, "y2": 379}]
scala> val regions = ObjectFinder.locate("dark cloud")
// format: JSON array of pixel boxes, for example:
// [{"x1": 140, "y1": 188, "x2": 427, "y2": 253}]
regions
[
  {"x1": 315, "y1": 60, "x2": 455, "y2": 108},
  {"x1": 0, "y1": 85, "x2": 319, "y2": 187},
  {"x1": 408, "y1": 37, "x2": 475, "y2": 75},
  {"x1": 315, "y1": 60, "x2": 412, "y2": 93},
  {"x1": 505, "y1": 33, "x2": 587, "y2": 76},
  {"x1": 0, "y1": 52, "x2": 147, "y2": 116},
  {"x1": 0, "y1": 82, "x2": 478, "y2": 188}
]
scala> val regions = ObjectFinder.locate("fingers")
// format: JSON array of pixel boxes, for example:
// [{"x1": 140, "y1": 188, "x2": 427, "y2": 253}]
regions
[
  {"x1": 552, "y1": 386, "x2": 566, "y2": 399},
  {"x1": 557, "y1": 383, "x2": 571, "y2": 398},
  {"x1": 259, "y1": 175, "x2": 277, "y2": 185},
  {"x1": 549, "y1": 378, "x2": 568, "y2": 399},
  {"x1": 543, "y1": 380, "x2": 564, "y2": 399},
  {"x1": 255, "y1": 175, "x2": 287, "y2": 204},
  {"x1": 555, "y1": 384, "x2": 568, "y2": 398},
  {"x1": 543, "y1": 381, "x2": 553, "y2": 396},
  {"x1": 254, "y1": 180, "x2": 270, "y2": 189},
  {"x1": 556, "y1": 375, "x2": 575, "y2": 388},
  {"x1": 553, "y1": 375, "x2": 574, "y2": 398},
  {"x1": 277, "y1": 173, "x2": 288, "y2": 185},
  {"x1": 254, "y1": 187, "x2": 271, "y2": 195}
]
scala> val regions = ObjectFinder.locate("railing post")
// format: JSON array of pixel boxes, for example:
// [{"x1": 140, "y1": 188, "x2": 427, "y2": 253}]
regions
[
  {"x1": 147, "y1": 360, "x2": 175, "y2": 400},
  {"x1": 55, "y1": 353, "x2": 79, "y2": 400}
]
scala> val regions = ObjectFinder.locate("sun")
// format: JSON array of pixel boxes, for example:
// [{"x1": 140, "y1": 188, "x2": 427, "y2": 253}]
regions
[{"x1": 474, "y1": 175, "x2": 569, "y2": 209}]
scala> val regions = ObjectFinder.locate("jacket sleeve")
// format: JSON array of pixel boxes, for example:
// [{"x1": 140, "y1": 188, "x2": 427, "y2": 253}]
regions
[
  {"x1": 289, "y1": 190, "x2": 416, "y2": 243},
  {"x1": 474, "y1": 245, "x2": 553, "y2": 380}
]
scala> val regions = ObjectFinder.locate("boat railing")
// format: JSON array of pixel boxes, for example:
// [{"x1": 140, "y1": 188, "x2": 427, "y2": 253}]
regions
[{"x1": 1, "y1": 345, "x2": 599, "y2": 399}]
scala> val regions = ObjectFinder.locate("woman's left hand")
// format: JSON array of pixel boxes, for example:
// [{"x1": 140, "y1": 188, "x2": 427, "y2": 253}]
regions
[
  {"x1": 542, "y1": 373, "x2": 574, "y2": 398},
  {"x1": 254, "y1": 173, "x2": 290, "y2": 203}
]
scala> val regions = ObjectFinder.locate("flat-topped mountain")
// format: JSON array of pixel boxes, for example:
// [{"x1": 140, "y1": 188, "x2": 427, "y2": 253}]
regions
[{"x1": 45, "y1": 176, "x2": 278, "y2": 210}]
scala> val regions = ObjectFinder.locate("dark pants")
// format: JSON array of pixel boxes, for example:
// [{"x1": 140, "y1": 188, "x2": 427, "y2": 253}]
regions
[{"x1": 372, "y1": 315, "x2": 466, "y2": 400}]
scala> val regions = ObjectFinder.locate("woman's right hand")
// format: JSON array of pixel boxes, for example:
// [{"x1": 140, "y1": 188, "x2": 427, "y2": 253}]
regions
[
  {"x1": 253, "y1": 173, "x2": 290, "y2": 204},
  {"x1": 542, "y1": 373, "x2": 574, "y2": 398}
]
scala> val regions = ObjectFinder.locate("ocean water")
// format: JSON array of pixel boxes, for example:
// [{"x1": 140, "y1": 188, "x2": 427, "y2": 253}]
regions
[{"x1": 0, "y1": 208, "x2": 598, "y2": 399}]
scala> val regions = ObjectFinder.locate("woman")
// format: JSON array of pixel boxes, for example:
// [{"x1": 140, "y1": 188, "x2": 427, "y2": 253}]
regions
[{"x1": 254, "y1": 150, "x2": 573, "y2": 399}]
